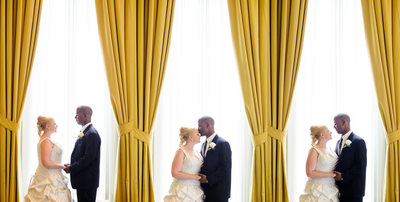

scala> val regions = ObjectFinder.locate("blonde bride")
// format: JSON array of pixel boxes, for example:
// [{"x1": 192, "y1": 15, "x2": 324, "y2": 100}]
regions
[
  {"x1": 299, "y1": 125, "x2": 339, "y2": 202},
  {"x1": 164, "y1": 127, "x2": 204, "y2": 202},
  {"x1": 25, "y1": 116, "x2": 71, "y2": 202}
]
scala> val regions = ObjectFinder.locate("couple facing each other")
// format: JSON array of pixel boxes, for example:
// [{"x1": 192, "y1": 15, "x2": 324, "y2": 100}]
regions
[
  {"x1": 25, "y1": 106, "x2": 101, "y2": 202},
  {"x1": 164, "y1": 116, "x2": 232, "y2": 202},
  {"x1": 300, "y1": 113, "x2": 367, "y2": 202}
]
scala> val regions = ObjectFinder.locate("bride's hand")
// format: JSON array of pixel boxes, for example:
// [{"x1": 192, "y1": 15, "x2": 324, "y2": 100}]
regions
[
  {"x1": 195, "y1": 174, "x2": 201, "y2": 180},
  {"x1": 330, "y1": 172, "x2": 336, "y2": 178}
]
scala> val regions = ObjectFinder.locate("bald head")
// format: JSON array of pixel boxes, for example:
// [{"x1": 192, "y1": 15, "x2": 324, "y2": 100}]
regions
[
  {"x1": 75, "y1": 106, "x2": 93, "y2": 126},
  {"x1": 199, "y1": 116, "x2": 214, "y2": 126},
  {"x1": 78, "y1": 106, "x2": 92, "y2": 116},
  {"x1": 334, "y1": 113, "x2": 350, "y2": 123},
  {"x1": 198, "y1": 116, "x2": 215, "y2": 137},
  {"x1": 334, "y1": 113, "x2": 351, "y2": 135}
]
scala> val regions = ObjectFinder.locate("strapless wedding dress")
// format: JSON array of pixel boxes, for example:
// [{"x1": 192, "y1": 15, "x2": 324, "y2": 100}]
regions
[
  {"x1": 299, "y1": 146, "x2": 339, "y2": 202},
  {"x1": 164, "y1": 148, "x2": 204, "y2": 202},
  {"x1": 24, "y1": 138, "x2": 71, "y2": 202}
]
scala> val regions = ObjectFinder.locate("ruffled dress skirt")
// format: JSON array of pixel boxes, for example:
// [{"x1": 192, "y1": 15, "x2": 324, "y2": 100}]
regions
[
  {"x1": 299, "y1": 178, "x2": 338, "y2": 202},
  {"x1": 164, "y1": 179, "x2": 204, "y2": 202},
  {"x1": 24, "y1": 170, "x2": 71, "y2": 202}
]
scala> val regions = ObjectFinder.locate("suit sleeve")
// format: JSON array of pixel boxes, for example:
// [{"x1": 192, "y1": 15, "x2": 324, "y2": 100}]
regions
[
  {"x1": 342, "y1": 139, "x2": 367, "y2": 182},
  {"x1": 70, "y1": 131, "x2": 101, "y2": 174},
  {"x1": 207, "y1": 141, "x2": 232, "y2": 186}
]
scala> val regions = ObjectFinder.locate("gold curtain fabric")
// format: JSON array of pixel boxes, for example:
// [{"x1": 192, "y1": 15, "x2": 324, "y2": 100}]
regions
[
  {"x1": 361, "y1": 1, "x2": 400, "y2": 201},
  {"x1": 227, "y1": 0, "x2": 308, "y2": 201},
  {"x1": 0, "y1": 1, "x2": 42, "y2": 202},
  {"x1": 95, "y1": 0, "x2": 175, "y2": 201}
]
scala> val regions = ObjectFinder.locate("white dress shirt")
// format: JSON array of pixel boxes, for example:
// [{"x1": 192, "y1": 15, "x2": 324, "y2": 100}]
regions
[
  {"x1": 340, "y1": 130, "x2": 352, "y2": 153},
  {"x1": 81, "y1": 122, "x2": 92, "y2": 132},
  {"x1": 203, "y1": 133, "x2": 217, "y2": 157}
]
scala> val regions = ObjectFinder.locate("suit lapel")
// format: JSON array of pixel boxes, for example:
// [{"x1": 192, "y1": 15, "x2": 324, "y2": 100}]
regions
[
  {"x1": 203, "y1": 135, "x2": 218, "y2": 159},
  {"x1": 212, "y1": 135, "x2": 219, "y2": 144},
  {"x1": 341, "y1": 133, "x2": 354, "y2": 154},
  {"x1": 348, "y1": 132, "x2": 354, "y2": 141},
  {"x1": 338, "y1": 132, "x2": 354, "y2": 158},
  {"x1": 206, "y1": 135, "x2": 218, "y2": 157},
  {"x1": 201, "y1": 142, "x2": 207, "y2": 158},
  {"x1": 82, "y1": 124, "x2": 92, "y2": 134}
]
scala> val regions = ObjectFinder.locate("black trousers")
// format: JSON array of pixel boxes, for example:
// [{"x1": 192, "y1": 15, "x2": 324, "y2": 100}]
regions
[
  {"x1": 204, "y1": 197, "x2": 228, "y2": 202},
  {"x1": 77, "y1": 188, "x2": 97, "y2": 202},
  {"x1": 339, "y1": 195, "x2": 363, "y2": 202}
]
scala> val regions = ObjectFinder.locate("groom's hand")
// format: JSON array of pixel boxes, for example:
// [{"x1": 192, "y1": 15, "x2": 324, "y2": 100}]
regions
[
  {"x1": 333, "y1": 171, "x2": 342, "y2": 181},
  {"x1": 199, "y1": 174, "x2": 208, "y2": 183},
  {"x1": 63, "y1": 164, "x2": 71, "y2": 173}
]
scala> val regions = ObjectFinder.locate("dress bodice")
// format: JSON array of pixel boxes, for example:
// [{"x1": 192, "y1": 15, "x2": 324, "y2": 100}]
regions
[
  {"x1": 36, "y1": 138, "x2": 63, "y2": 174},
  {"x1": 180, "y1": 148, "x2": 203, "y2": 175},
  {"x1": 164, "y1": 148, "x2": 204, "y2": 201},
  {"x1": 311, "y1": 145, "x2": 338, "y2": 183},
  {"x1": 173, "y1": 148, "x2": 203, "y2": 185},
  {"x1": 313, "y1": 146, "x2": 337, "y2": 172}
]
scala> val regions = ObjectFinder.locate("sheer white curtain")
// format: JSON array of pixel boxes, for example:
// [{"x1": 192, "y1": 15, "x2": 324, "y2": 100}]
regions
[
  {"x1": 287, "y1": 0, "x2": 386, "y2": 201},
  {"x1": 152, "y1": 0, "x2": 253, "y2": 201},
  {"x1": 18, "y1": 0, "x2": 118, "y2": 201}
]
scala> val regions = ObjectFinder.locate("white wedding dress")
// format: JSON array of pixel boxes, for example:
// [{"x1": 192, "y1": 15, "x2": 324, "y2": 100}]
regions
[
  {"x1": 299, "y1": 145, "x2": 339, "y2": 202},
  {"x1": 25, "y1": 138, "x2": 71, "y2": 202},
  {"x1": 164, "y1": 148, "x2": 204, "y2": 202}
]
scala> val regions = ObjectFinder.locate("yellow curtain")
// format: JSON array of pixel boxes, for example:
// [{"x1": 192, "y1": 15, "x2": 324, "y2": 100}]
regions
[
  {"x1": 228, "y1": 0, "x2": 308, "y2": 201},
  {"x1": 361, "y1": 1, "x2": 400, "y2": 201},
  {"x1": 0, "y1": 1, "x2": 42, "y2": 202},
  {"x1": 95, "y1": 0, "x2": 175, "y2": 201}
]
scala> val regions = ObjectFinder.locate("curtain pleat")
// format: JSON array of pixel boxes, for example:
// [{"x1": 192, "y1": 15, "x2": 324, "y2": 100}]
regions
[
  {"x1": 227, "y1": 0, "x2": 308, "y2": 201},
  {"x1": 0, "y1": 1, "x2": 42, "y2": 202},
  {"x1": 95, "y1": 0, "x2": 175, "y2": 201},
  {"x1": 361, "y1": 0, "x2": 400, "y2": 201}
]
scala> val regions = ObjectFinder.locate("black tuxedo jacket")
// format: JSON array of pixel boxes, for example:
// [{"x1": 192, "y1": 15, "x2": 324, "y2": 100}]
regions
[
  {"x1": 70, "y1": 124, "x2": 101, "y2": 189},
  {"x1": 200, "y1": 135, "x2": 232, "y2": 201},
  {"x1": 334, "y1": 132, "x2": 367, "y2": 198}
]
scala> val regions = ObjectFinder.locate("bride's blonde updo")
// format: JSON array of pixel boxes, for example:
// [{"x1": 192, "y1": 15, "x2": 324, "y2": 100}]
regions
[
  {"x1": 179, "y1": 127, "x2": 198, "y2": 147},
  {"x1": 37, "y1": 116, "x2": 54, "y2": 137},
  {"x1": 310, "y1": 125, "x2": 327, "y2": 145}
]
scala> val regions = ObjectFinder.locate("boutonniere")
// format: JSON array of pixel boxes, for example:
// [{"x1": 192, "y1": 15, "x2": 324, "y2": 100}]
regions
[
  {"x1": 77, "y1": 132, "x2": 84, "y2": 139},
  {"x1": 343, "y1": 139, "x2": 352, "y2": 148},
  {"x1": 208, "y1": 142, "x2": 216, "y2": 151}
]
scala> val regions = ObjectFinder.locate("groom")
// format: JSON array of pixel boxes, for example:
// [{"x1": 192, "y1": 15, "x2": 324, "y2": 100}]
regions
[
  {"x1": 64, "y1": 106, "x2": 101, "y2": 202},
  {"x1": 198, "y1": 116, "x2": 232, "y2": 202},
  {"x1": 333, "y1": 113, "x2": 367, "y2": 202}
]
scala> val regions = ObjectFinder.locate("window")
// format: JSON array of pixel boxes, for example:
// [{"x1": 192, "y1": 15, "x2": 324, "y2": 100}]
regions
[
  {"x1": 19, "y1": 1, "x2": 117, "y2": 201},
  {"x1": 287, "y1": 0, "x2": 386, "y2": 201},
  {"x1": 152, "y1": 0, "x2": 252, "y2": 201}
]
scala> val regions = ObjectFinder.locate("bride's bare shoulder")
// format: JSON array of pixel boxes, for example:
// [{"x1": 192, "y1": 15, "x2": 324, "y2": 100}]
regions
[
  {"x1": 175, "y1": 148, "x2": 185, "y2": 156},
  {"x1": 308, "y1": 146, "x2": 319, "y2": 155}
]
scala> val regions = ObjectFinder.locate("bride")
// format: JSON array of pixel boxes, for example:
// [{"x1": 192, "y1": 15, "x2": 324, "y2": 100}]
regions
[
  {"x1": 164, "y1": 127, "x2": 204, "y2": 202},
  {"x1": 299, "y1": 125, "x2": 339, "y2": 202},
  {"x1": 25, "y1": 116, "x2": 71, "y2": 202}
]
